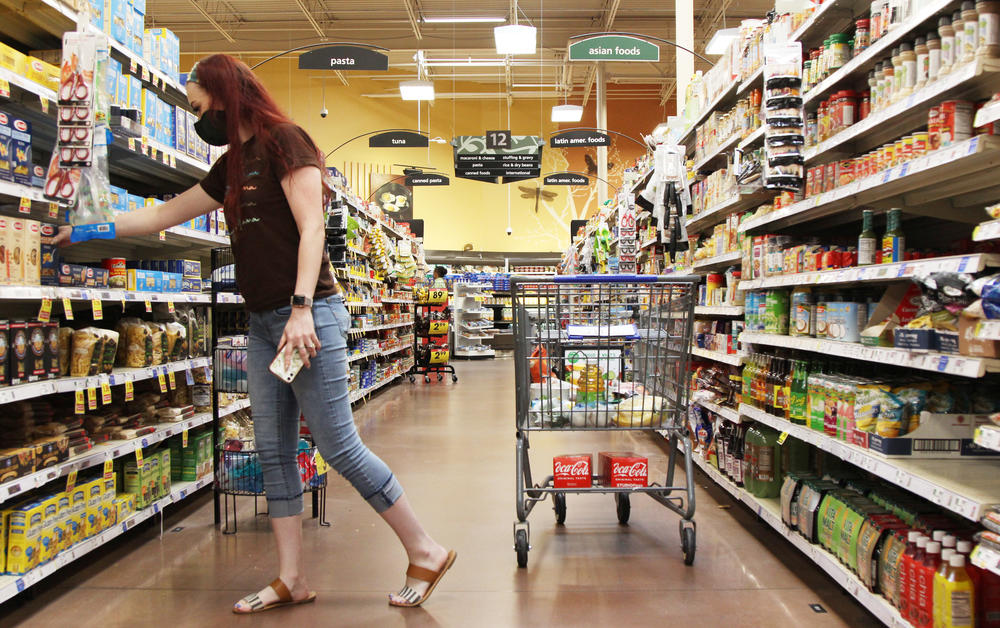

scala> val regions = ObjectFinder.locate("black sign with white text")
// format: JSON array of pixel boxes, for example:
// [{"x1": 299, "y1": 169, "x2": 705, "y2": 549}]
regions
[
  {"x1": 452, "y1": 135, "x2": 543, "y2": 183},
  {"x1": 405, "y1": 174, "x2": 449, "y2": 186},
  {"x1": 369, "y1": 131, "x2": 429, "y2": 148},
  {"x1": 298, "y1": 46, "x2": 389, "y2": 71},
  {"x1": 550, "y1": 129, "x2": 611, "y2": 147}
]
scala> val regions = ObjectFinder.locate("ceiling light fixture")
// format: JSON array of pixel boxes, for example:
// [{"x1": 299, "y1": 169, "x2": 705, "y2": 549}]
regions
[
  {"x1": 705, "y1": 28, "x2": 739, "y2": 56},
  {"x1": 494, "y1": 24, "x2": 536, "y2": 55},
  {"x1": 423, "y1": 16, "x2": 507, "y2": 23},
  {"x1": 399, "y1": 79, "x2": 435, "y2": 100},
  {"x1": 551, "y1": 104, "x2": 583, "y2": 122}
]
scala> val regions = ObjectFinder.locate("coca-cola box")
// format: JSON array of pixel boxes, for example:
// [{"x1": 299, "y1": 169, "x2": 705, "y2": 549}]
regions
[
  {"x1": 598, "y1": 452, "x2": 648, "y2": 488},
  {"x1": 553, "y1": 454, "x2": 592, "y2": 489}
]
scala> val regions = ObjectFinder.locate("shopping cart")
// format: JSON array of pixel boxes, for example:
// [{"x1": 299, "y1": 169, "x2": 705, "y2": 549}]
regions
[{"x1": 512, "y1": 274, "x2": 699, "y2": 568}]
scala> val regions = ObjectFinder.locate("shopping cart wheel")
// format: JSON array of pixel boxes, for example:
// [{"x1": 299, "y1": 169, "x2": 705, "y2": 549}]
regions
[
  {"x1": 437, "y1": 374, "x2": 443, "y2": 381},
  {"x1": 615, "y1": 493, "x2": 630, "y2": 525},
  {"x1": 452, "y1": 375, "x2": 458, "y2": 383},
  {"x1": 408, "y1": 375, "x2": 415, "y2": 383},
  {"x1": 515, "y1": 529, "x2": 529, "y2": 568},
  {"x1": 424, "y1": 376, "x2": 430, "y2": 383},
  {"x1": 553, "y1": 492, "x2": 566, "y2": 525},
  {"x1": 681, "y1": 525, "x2": 696, "y2": 566}
]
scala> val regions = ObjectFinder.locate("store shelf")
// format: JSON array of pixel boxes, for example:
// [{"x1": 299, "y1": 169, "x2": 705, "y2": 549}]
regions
[
  {"x1": 740, "y1": 136, "x2": 1000, "y2": 234},
  {"x1": 349, "y1": 373, "x2": 401, "y2": 403},
  {"x1": 0, "y1": 473, "x2": 214, "y2": 605},
  {"x1": 803, "y1": 0, "x2": 956, "y2": 108},
  {"x1": 347, "y1": 320, "x2": 414, "y2": 335},
  {"x1": 691, "y1": 346, "x2": 744, "y2": 366},
  {"x1": 346, "y1": 300, "x2": 379, "y2": 308},
  {"x1": 679, "y1": 81, "x2": 740, "y2": 151},
  {"x1": 0, "y1": 412, "x2": 213, "y2": 502},
  {"x1": 460, "y1": 309, "x2": 490, "y2": 316},
  {"x1": 338, "y1": 272, "x2": 383, "y2": 286},
  {"x1": 804, "y1": 58, "x2": 1000, "y2": 164},
  {"x1": 739, "y1": 332, "x2": 1000, "y2": 378},
  {"x1": 736, "y1": 66, "x2": 763, "y2": 96},
  {"x1": 380, "y1": 344, "x2": 411, "y2": 357},
  {"x1": 974, "y1": 220, "x2": 1000, "y2": 242},
  {"x1": 738, "y1": 253, "x2": 1000, "y2": 291},
  {"x1": 0, "y1": 285, "x2": 210, "y2": 304},
  {"x1": 218, "y1": 397, "x2": 251, "y2": 419},
  {"x1": 974, "y1": 320, "x2": 1000, "y2": 341},
  {"x1": 694, "y1": 305, "x2": 744, "y2": 317},
  {"x1": 693, "y1": 133, "x2": 740, "y2": 172},
  {"x1": 381, "y1": 297, "x2": 415, "y2": 304},
  {"x1": 739, "y1": 404, "x2": 1000, "y2": 522},
  {"x1": 694, "y1": 398, "x2": 741, "y2": 424},
  {"x1": 737, "y1": 126, "x2": 765, "y2": 150},
  {"x1": 629, "y1": 167, "x2": 654, "y2": 195},
  {"x1": 688, "y1": 451, "x2": 906, "y2": 627},
  {"x1": 692, "y1": 251, "x2": 741, "y2": 273},
  {"x1": 685, "y1": 189, "x2": 771, "y2": 234},
  {"x1": 214, "y1": 292, "x2": 245, "y2": 305},
  {"x1": 0, "y1": 179, "x2": 52, "y2": 205},
  {"x1": 454, "y1": 348, "x2": 496, "y2": 357},
  {"x1": 347, "y1": 348, "x2": 380, "y2": 363},
  {"x1": 108, "y1": 132, "x2": 210, "y2": 189},
  {"x1": 0, "y1": 356, "x2": 211, "y2": 405},
  {"x1": 975, "y1": 425, "x2": 1000, "y2": 453},
  {"x1": 347, "y1": 247, "x2": 369, "y2": 258},
  {"x1": 971, "y1": 544, "x2": 1000, "y2": 578}
]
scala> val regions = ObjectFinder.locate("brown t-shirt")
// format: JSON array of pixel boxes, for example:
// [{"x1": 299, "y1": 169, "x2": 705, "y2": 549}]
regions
[{"x1": 200, "y1": 123, "x2": 337, "y2": 312}]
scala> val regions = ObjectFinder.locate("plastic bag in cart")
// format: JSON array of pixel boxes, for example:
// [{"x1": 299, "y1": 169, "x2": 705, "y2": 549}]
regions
[{"x1": 529, "y1": 344, "x2": 556, "y2": 383}]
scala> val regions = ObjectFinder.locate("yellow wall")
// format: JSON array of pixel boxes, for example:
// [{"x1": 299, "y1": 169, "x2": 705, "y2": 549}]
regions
[{"x1": 187, "y1": 56, "x2": 664, "y2": 252}]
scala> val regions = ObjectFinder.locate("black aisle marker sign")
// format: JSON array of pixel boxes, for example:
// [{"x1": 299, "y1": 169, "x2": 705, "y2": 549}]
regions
[
  {"x1": 369, "y1": 131, "x2": 429, "y2": 148},
  {"x1": 452, "y1": 135, "x2": 543, "y2": 184},
  {"x1": 405, "y1": 174, "x2": 449, "y2": 186},
  {"x1": 550, "y1": 129, "x2": 611, "y2": 147},
  {"x1": 298, "y1": 46, "x2": 389, "y2": 71},
  {"x1": 544, "y1": 173, "x2": 589, "y2": 185}
]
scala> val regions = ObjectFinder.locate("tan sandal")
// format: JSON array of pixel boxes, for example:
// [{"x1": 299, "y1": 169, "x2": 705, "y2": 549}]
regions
[
  {"x1": 233, "y1": 577, "x2": 317, "y2": 614},
  {"x1": 389, "y1": 550, "x2": 457, "y2": 608}
]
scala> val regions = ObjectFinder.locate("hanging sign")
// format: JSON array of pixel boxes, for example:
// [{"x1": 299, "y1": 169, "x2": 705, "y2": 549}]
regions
[
  {"x1": 550, "y1": 129, "x2": 610, "y2": 147},
  {"x1": 544, "y1": 173, "x2": 589, "y2": 186},
  {"x1": 617, "y1": 202, "x2": 638, "y2": 273},
  {"x1": 452, "y1": 135, "x2": 543, "y2": 183},
  {"x1": 369, "y1": 131, "x2": 429, "y2": 148},
  {"x1": 298, "y1": 46, "x2": 389, "y2": 71},
  {"x1": 568, "y1": 35, "x2": 660, "y2": 62},
  {"x1": 405, "y1": 173, "x2": 449, "y2": 186}
]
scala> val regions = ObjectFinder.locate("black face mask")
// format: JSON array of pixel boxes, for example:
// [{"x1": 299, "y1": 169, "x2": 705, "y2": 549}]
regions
[{"x1": 194, "y1": 110, "x2": 228, "y2": 146}]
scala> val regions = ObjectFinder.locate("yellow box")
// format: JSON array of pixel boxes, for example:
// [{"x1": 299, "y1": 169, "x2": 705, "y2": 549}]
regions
[
  {"x1": 77, "y1": 509, "x2": 90, "y2": 543},
  {"x1": 25, "y1": 57, "x2": 59, "y2": 91},
  {"x1": 0, "y1": 509, "x2": 6, "y2": 573},
  {"x1": 101, "y1": 477, "x2": 116, "y2": 528},
  {"x1": 69, "y1": 485, "x2": 87, "y2": 543},
  {"x1": 6, "y1": 500, "x2": 44, "y2": 574},
  {"x1": 114, "y1": 494, "x2": 135, "y2": 525},
  {"x1": 56, "y1": 492, "x2": 72, "y2": 553},
  {"x1": 63, "y1": 512, "x2": 81, "y2": 547},
  {"x1": 85, "y1": 478, "x2": 104, "y2": 537},
  {"x1": 38, "y1": 495, "x2": 59, "y2": 564},
  {"x1": 0, "y1": 42, "x2": 26, "y2": 75}
]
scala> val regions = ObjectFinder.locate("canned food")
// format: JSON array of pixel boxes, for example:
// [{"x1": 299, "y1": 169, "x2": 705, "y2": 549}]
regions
[{"x1": 912, "y1": 132, "x2": 929, "y2": 158}]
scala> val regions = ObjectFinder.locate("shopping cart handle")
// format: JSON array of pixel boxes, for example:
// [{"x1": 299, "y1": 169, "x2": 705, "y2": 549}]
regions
[{"x1": 554, "y1": 274, "x2": 679, "y2": 283}]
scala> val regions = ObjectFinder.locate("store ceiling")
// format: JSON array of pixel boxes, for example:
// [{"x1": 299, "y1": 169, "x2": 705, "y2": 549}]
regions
[{"x1": 147, "y1": 0, "x2": 774, "y2": 102}]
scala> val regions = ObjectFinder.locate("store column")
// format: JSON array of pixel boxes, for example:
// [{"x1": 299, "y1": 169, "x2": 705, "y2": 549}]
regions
[
  {"x1": 596, "y1": 62, "x2": 608, "y2": 205},
  {"x1": 675, "y1": 0, "x2": 694, "y2": 115}
]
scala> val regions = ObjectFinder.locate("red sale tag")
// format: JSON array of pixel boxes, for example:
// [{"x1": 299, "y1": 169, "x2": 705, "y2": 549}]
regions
[
  {"x1": 125, "y1": 380, "x2": 134, "y2": 401},
  {"x1": 38, "y1": 298, "x2": 52, "y2": 323},
  {"x1": 75, "y1": 389, "x2": 85, "y2": 414},
  {"x1": 18, "y1": 197, "x2": 31, "y2": 214},
  {"x1": 48, "y1": 203, "x2": 59, "y2": 219}
]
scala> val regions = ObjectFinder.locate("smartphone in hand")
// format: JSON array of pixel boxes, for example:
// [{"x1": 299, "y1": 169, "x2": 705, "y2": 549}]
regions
[{"x1": 269, "y1": 349, "x2": 304, "y2": 383}]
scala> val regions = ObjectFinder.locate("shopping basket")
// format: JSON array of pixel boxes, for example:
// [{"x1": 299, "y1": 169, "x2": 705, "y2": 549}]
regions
[{"x1": 512, "y1": 274, "x2": 699, "y2": 567}]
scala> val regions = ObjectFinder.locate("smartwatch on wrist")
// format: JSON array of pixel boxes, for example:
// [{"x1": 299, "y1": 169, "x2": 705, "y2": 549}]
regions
[{"x1": 291, "y1": 295, "x2": 313, "y2": 308}]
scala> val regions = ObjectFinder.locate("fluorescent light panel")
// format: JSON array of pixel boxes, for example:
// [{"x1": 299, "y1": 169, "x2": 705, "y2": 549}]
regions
[
  {"x1": 705, "y1": 28, "x2": 739, "y2": 55},
  {"x1": 551, "y1": 104, "x2": 583, "y2": 122},
  {"x1": 423, "y1": 16, "x2": 506, "y2": 23},
  {"x1": 399, "y1": 79, "x2": 435, "y2": 100},
  {"x1": 494, "y1": 24, "x2": 537, "y2": 55}
]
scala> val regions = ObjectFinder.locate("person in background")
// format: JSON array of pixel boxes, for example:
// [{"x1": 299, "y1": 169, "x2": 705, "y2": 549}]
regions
[
  {"x1": 432, "y1": 266, "x2": 448, "y2": 290},
  {"x1": 55, "y1": 53, "x2": 454, "y2": 613}
]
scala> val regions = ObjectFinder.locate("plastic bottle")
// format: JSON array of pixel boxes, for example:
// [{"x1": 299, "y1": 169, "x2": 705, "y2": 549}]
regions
[
  {"x1": 858, "y1": 209, "x2": 877, "y2": 265},
  {"x1": 882, "y1": 208, "x2": 905, "y2": 264},
  {"x1": 909, "y1": 536, "x2": 930, "y2": 624},
  {"x1": 919, "y1": 541, "x2": 943, "y2": 628},
  {"x1": 871, "y1": 1, "x2": 882, "y2": 42},
  {"x1": 940, "y1": 554, "x2": 975, "y2": 628},
  {"x1": 891, "y1": 46, "x2": 904, "y2": 102},
  {"x1": 882, "y1": 56, "x2": 895, "y2": 105},
  {"x1": 901, "y1": 532, "x2": 925, "y2": 621},
  {"x1": 927, "y1": 31, "x2": 943, "y2": 82},
  {"x1": 963, "y1": 1, "x2": 980, "y2": 63},
  {"x1": 743, "y1": 424, "x2": 759, "y2": 495},
  {"x1": 870, "y1": 65, "x2": 881, "y2": 111},
  {"x1": 979, "y1": 0, "x2": 1000, "y2": 57},
  {"x1": 954, "y1": 10, "x2": 967, "y2": 69},
  {"x1": 960, "y1": 539, "x2": 1000, "y2": 628},
  {"x1": 915, "y1": 36, "x2": 929, "y2": 89},
  {"x1": 899, "y1": 42, "x2": 917, "y2": 98},
  {"x1": 754, "y1": 425, "x2": 783, "y2": 498},
  {"x1": 940, "y1": 15, "x2": 956, "y2": 76},
  {"x1": 936, "y1": 549, "x2": 958, "y2": 628}
]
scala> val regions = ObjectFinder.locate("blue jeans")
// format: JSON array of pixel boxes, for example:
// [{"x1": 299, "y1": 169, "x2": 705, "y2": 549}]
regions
[{"x1": 247, "y1": 294, "x2": 403, "y2": 518}]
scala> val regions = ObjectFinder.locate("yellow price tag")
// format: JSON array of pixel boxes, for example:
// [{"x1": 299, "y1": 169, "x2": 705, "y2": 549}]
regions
[
  {"x1": 167, "y1": 299, "x2": 174, "y2": 313},
  {"x1": 144, "y1": 299, "x2": 152, "y2": 313},
  {"x1": 429, "y1": 321, "x2": 449, "y2": 335},
  {"x1": 40, "y1": 96, "x2": 48, "y2": 113},
  {"x1": 428, "y1": 289, "x2": 447, "y2": 304},
  {"x1": 66, "y1": 469, "x2": 77, "y2": 492},
  {"x1": 141, "y1": 136, "x2": 147, "y2": 154},
  {"x1": 429, "y1": 348, "x2": 449, "y2": 364},
  {"x1": 158, "y1": 373, "x2": 167, "y2": 393},
  {"x1": 141, "y1": 67, "x2": 149, "y2": 82},
  {"x1": 128, "y1": 137, "x2": 136, "y2": 152},
  {"x1": 135, "y1": 447, "x2": 143, "y2": 467},
  {"x1": 48, "y1": 202, "x2": 59, "y2": 219},
  {"x1": 38, "y1": 298, "x2": 52, "y2": 323},
  {"x1": 129, "y1": 59, "x2": 137, "y2": 74},
  {"x1": 87, "y1": 387, "x2": 98, "y2": 410},
  {"x1": 167, "y1": 371, "x2": 176, "y2": 390},
  {"x1": 150, "y1": 146, "x2": 158, "y2": 160},
  {"x1": 103, "y1": 458, "x2": 113, "y2": 480},
  {"x1": 62, "y1": 297, "x2": 74, "y2": 320},
  {"x1": 101, "y1": 381, "x2": 112, "y2": 405},
  {"x1": 18, "y1": 197, "x2": 31, "y2": 214},
  {"x1": 0, "y1": 78, "x2": 9, "y2": 98},
  {"x1": 125, "y1": 380, "x2": 134, "y2": 401},
  {"x1": 182, "y1": 429, "x2": 189, "y2": 448},
  {"x1": 92, "y1": 298, "x2": 103, "y2": 320},
  {"x1": 158, "y1": 231, "x2": 166, "y2": 241},
  {"x1": 74, "y1": 389, "x2": 85, "y2": 414},
  {"x1": 777, "y1": 431, "x2": 789, "y2": 445},
  {"x1": 314, "y1": 450, "x2": 330, "y2": 475}
]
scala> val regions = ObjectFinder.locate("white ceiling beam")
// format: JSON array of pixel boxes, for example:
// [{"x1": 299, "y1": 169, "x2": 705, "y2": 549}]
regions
[
  {"x1": 403, "y1": 0, "x2": 423, "y2": 41},
  {"x1": 187, "y1": 0, "x2": 236, "y2": 43},
  {"x1": 293, "y1": 0, "x2": 326, "y2": 38},
  {"x1": 602, "y1": 0, "x2": 622, "y2": 30}
]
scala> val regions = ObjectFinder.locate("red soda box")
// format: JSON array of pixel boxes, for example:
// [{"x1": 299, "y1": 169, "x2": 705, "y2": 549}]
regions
[
  {"x1": 598, "y1": 452, "x2": 648, "y2": 488},
  {"x1": 553, "y1": 454, "x2": 592, "y2": 489}
]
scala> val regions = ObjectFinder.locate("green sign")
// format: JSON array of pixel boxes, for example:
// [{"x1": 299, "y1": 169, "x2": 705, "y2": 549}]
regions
[{"x1": 568, "y1": 35, "x2": 660, "y2": 62}]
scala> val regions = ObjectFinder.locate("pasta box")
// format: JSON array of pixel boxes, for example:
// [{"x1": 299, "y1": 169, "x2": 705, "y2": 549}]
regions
[
  {"x1": 40, "y1": 223, "x2": 60, "y2": 286},
  {"x1": 27, "y1": 320, "x2": 46, "y2": 380},
  {"x1": 33, "y1": 434, "x2": 69, "y2": 468},
  {"x1": 10, "y1": 116, "x2": 31, "y2": 186},
  {"x1": 0, "y1": 111, "x2": 12, "y2": 181},
  {"x1": 181, "y1": 277, "x2": 201, "y2": 293},
  {"x1": 46, "y1": 322, "x2": 59, "y2": 378},
  {"x1": 866, "y1": 412, "x2": 1000, "y2": 458},
  {"x1": 9, "y1": 320, "x2": 29, "y2": 384},
  {"x1": 0, "y1": 319, "x2": 8, "y2": 385},
  {"x1": 0, "y1": 446, "x2": 35, "y2": 483}
]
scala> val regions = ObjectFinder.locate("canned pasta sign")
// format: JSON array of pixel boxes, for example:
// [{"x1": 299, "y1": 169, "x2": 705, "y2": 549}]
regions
[{"x1": 617, "y1": 202, "x2": 637, "y2": 273}]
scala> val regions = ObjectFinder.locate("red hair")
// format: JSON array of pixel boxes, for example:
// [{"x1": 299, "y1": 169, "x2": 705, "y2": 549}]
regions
[{"x1": 190, "y1": 54, "x2": 325, "y2": 222}]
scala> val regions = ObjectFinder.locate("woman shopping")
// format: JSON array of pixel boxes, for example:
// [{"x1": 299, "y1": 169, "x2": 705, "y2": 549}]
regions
[{"x1": 56, "y1": 54, "x2": 455, "y2": 613}]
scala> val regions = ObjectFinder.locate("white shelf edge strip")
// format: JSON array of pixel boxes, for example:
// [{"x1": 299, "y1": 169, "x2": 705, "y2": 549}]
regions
[
  {"x1": 691, "y1": 346, "x2": 744, "y2": 366},
  {"x1": 0, "y1": 285, "x2": 210, "y2": 303},
  {"x1": 692, "y1": 251, "x2": 741, "y2": 270},
  {"x1": 218, "y1": 398, "x2": 251, "y2": 419},
  {"x1": 694, "y1": 305, "x2": 745, "y2": 316}
]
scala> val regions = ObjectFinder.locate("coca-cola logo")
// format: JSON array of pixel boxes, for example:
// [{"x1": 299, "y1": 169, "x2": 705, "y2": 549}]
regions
[
  {"x1": 554, "y1": 460, "x2": 589, "y2": 476},
  {"x1": 612, "y1": 461, "x2": 647, "y2": 477}
]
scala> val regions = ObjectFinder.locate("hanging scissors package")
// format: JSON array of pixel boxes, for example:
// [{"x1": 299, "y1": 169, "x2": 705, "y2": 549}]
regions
[
  {"x1": 43, "y1": 155, "x2": 81, "y2": 204},
  {"x1": 58, "y1": 33, "x2": 99, "y2": 107}
]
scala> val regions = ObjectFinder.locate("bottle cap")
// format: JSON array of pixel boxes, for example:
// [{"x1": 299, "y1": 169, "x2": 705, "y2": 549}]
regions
[
  {"x1": 941, "y1": 549, "x2": 956, "y2": 562},
  {"x1": 917, "y1": 536, "x2": 929, "y2": 548},
  {"x1": 950, "y1": 554, "x2": 966, "y2": 567},
  {"x1": 927, "y1": 541, "x2": 942, "y2": 553},
  {"x1": 943, "y1": 535, "x2": 957, "y2": 548},
  {"x1": 933, "y1": 530, "x2": 946, "y2": 542},
  {"x1": 957, "y1": 540, "x2": 973, "y2": 553}
]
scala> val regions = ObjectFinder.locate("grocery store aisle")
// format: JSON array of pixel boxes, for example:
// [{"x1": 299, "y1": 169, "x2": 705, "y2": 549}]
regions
[{"x1": 2, "y1": 360, "x2": 878, "y2": 627}]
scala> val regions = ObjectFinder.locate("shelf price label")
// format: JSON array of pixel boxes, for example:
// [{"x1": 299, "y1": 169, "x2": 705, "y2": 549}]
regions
[
  {"x1": 158, "y1": 231, "x2": 166, "y2": 242},
  {"x1": 182, "y1": 429, "x2": 189, "y2": 448},
  {"x1": 166, "y1": 299, "x2": 174, "y2": 313},
  {"x1": 92, "y1": 298, "x2": 103, "y2": 320},
  {"x1": 167, "y1": 371, "x2": 176, "y2": 390},
  {"x1": 428, "y1": 321, "x2": 449, "y2": 335},
  {"x1": 777, "y1": 431, "x2": 789, "y2": 445},
  {"x1": 48, "y1": 203, "x2": 59, "y2": 219},
  {"x1": 135, "y1": 447, "x2": 143, "y2": 467},
  {"x1": 157, "y1": 373, "x2": 167, "y2": 393},
  {"x1": 38, "y1": 298, "x2": 52, "y2": 323},
  {"x1": 101, "y1": 380, "x2": 112, "y2": 405},
  {"x1": 65, "y1": 469, "x2": 77, "y2": 492},
  {"x1": 124, "y1": 380, "x2": 134, "y2": 401},
  {"x1": 18, "y1": 196, "x2": 32, "y2": 214},
  {"x1": 185, "y1": 369, "x2": 194, "y2": 385},
  {"x1": 75, "y1": 389, "x2": 85, "y2": 414},
  {"x1": 87, "y1": 386, "x2": 98, "y2": 410},
  {"x1": 103, "y1": 458, "x2": 113, "y2": 480},
  {"x1": 144, "y1": 299, "x2": 152, "y2": 313},
  {"x1": 62, "y1": 297, "x2": 74, "y2": 320},
  {"x1": 0, "y1": 78, "x2": 9, "y2": 98}
]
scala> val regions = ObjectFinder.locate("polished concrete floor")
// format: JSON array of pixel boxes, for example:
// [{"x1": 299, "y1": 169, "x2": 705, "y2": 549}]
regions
[{"x1": 1, "y1": 359, "x2": 880, "y2": 627}]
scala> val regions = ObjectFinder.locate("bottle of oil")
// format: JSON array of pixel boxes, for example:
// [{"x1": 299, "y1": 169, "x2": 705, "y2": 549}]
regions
[{"x1": 938, "y1": 553, "x2": 975, "y2": 627}]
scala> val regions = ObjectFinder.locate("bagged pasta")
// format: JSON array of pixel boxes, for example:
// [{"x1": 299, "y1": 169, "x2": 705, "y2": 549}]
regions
[
  {"x1": 71, "y1": 327, "x2": 104, "y2": 377},
  {"x1": 116, "y1": 318, "x2": 151, "y2": 367},
  {"x1": 58, "y1": 327, "x2": 73, "y2": 375},
  {"x1": 144, "y1": 322, "x2": 164, "y2": 365},
  {"x1": 875, "y1": 392, "x2": 908, "y2": 437},
  {"x1": 165, "y1": 322, "x2": 187, "y2": 361},
  {"x1": 98, "y1": 329, "x2": 118, "y2": 374}
]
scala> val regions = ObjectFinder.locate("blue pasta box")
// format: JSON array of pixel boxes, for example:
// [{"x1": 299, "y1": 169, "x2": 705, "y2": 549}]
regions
[
  {"x1": 173, "y1": 105, "x2": 186, "y2": 154},
  {"x1": 40, "y1": 223, "x2": 60, "y2": 286},
  {"x1": 128, "y1": 75, "x2": 142, "y2": 111},
  {"x1": 127, "y1": 193, "x2": 145, "y2": 213},
  {"x1": 106, "y1": 59, "x2": 121, "y2": 106},
  {"x1": 117, "y1": 70, "x2": 128, "y2": 109},
  {"x1": 85, "y1": 0, "x2": 104, "y2": 31},
  {"x1": 0, "y1": 111, "x2": 10, "y2": 182},
  {"x1": 109, "y1": 185, "x2": 127, "y2": 214},
  {"x1": 10, "y1": 116, "x2": 31, "y2": 186},
  {"x1": 108, "y1": 0, "x2": 128, "y2": 44},
  {"x1": 130, "y1": 0, "x2": 145, "y2": 16},
  {"x1": 182, "y1": 260, "x2": 200, "y2": 278},
  {"x1": 163, "y1": 272, "x2": 182, "y2": 292},
  {"x1": 185, "y1": 110, "x2": 196, "y2": 157},
  {"x1": 181, "y1": 277, "x2": 201, "y2": 293},
  {"x1": 31, "y1": 165, "x2": 45, "y2": 190},
  {"x1": 129, "y1": 8, "x2": 144, "y2": 55},
  {"x1": 193, "y1": 214, "x2": 208, "y2": 231}
]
